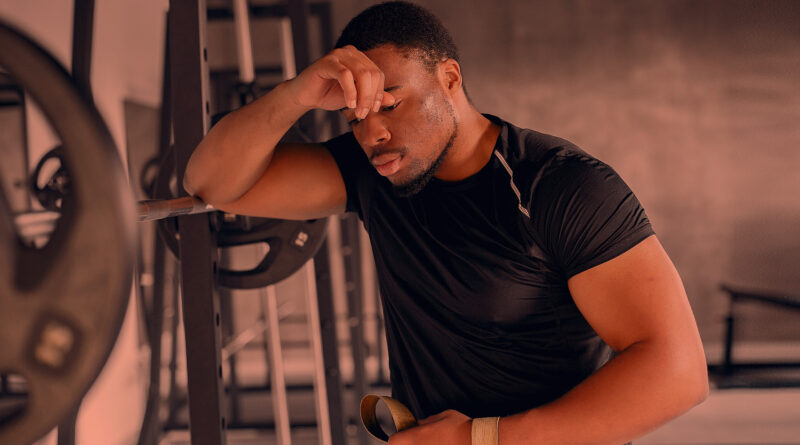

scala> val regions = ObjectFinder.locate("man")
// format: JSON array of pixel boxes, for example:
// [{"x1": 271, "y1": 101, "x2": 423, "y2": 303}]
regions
[{"x1": 184, "y1": 2, "x2": 708, "y2": 444}]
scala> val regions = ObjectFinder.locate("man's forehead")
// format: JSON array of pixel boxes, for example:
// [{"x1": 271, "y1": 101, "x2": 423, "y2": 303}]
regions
[{"x1": 365, "y1": 44, "x2": 426, "y2": 72}]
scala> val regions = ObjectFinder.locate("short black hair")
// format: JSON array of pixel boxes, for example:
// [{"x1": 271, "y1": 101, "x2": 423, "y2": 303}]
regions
[{"x1": 335, "y1": 1, "x2": 460, "y2": 71}]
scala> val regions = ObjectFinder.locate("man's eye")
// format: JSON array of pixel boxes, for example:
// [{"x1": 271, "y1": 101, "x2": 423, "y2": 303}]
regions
[
  {"x1": 382, "y1": 102, "x2": 399, "y2": 112},
  {"x1": 347, "y1": 101, "x2": 399, "y2": 125}
]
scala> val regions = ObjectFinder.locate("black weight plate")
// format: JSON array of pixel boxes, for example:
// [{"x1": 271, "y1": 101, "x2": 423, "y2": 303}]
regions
[
  {"x1": 216, "y1": 217, "x2": 328, "y2": 289},
  {"x1": 0, "y1": 20, "x2": 136, "y2": 445},
  {"x1": 152, "y1": 145, "x2": 328, "y2": 289}
]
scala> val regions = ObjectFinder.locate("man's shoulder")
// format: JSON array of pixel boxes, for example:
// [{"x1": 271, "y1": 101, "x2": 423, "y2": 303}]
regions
[{"x1": 489, "y1": 114, "x2": 595, "y2": 177}]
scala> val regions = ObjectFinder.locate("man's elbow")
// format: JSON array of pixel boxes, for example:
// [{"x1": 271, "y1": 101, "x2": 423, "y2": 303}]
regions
[
  {"x1": 674, "y1": 346, "x2": 710, "y2": 410},
  {"x1": 691, "y1": 362, "x2": 710, "y2": 406},
  {"x1": 182, "y1": 158, "x2": 221, "y2": 204},
  {"x1": 182, "y1": 174, "x2": 196, "y2": 197}
]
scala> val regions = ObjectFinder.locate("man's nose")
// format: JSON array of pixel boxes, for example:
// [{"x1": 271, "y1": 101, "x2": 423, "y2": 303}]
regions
[{"x1": 359, "y1": 114, "x2": 390, "y2": 147}]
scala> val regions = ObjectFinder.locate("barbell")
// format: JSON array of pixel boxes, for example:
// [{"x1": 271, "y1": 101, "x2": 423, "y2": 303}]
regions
[
  {"x1": 19, "y1": 140, "x2": 330, "y2": 290},
  {"x1": 0, "y1": 19, "x2": 326, "y2": 444},
  {"x1": 14, "y1": 195, "x2": 216, "y2": 241}
]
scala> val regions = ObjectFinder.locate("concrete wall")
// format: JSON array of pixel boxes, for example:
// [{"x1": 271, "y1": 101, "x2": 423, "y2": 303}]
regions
[{"x1": 331, "y1": 0, "x2": 800, "y2": 344}]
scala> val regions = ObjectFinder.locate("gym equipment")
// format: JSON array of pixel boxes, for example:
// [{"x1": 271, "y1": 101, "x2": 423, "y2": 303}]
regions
[
  {"x1": 19, "y1": 142, "x2": 328, "y2": 290},
  {"x1": 5, "y1": 1, "x2": 356, "y2": 444},
  {"x1": 13, "y1": 196, "x2": 215, "y2": 243},
  {"x1": 0, "y1": 19, "x2": 136, "y2": 445},
  {"x1": 359, "y1": 395, "x2": 417, "y2": 443},
  {"x1": 708, "y1": 284, "x2": 800, "y2": 388},
  {"x1": 149, "y1": 146, "x2": 329, "y2": 289},
  {"x1": 29, "y1": 146, "x2": 70, "y2": 212},
  {"x1": 216, "y1": 217, "x2": 328, "y2": 289}
]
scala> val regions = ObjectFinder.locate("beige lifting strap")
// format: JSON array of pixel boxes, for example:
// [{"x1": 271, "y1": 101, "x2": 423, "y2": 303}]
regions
[{"x1": 360, "y1": 395, "x2": 418, "y2": 442}]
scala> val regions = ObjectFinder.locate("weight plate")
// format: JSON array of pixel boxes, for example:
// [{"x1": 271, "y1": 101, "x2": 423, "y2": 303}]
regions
[
  {"x1": 0, "y1": 20, "x2": 136, "y2": 445},
  {"x1": 215, "y1": 216, "x2": 327, "y2": 289},
  {"x1": 152, "y1": 146, "x2": 327, "y2": 289}
]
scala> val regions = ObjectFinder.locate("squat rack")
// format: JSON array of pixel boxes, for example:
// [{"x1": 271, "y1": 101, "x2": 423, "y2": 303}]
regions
[{"x1": 166, "y1": 1, "x2": 348, "y2": 444}]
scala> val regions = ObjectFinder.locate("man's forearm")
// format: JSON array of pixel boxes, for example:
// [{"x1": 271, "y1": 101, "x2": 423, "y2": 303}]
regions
[
  {"x1": 183, "y1": 80, "x2": 310, "y2": 204},
  {"x1": 498, "y1": 339, "x2": 708, "y2": 445}
]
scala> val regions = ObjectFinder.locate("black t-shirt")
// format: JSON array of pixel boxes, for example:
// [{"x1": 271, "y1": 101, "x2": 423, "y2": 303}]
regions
[{"x1": 324, "y1": 114, "x2": 654, "y2": 419}]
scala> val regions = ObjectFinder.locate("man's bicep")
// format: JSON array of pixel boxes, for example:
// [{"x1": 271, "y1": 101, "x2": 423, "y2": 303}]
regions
[
  {"x1": 215, "y1": 142, "x2": 348, "y2": 220},
  {"x1": 566, "y1": 235, "x2": 702, "y2": 353}
]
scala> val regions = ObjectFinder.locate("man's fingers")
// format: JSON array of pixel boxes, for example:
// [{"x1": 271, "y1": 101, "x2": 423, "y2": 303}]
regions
[
  {"x1": 304, "y1": 45, "x2": 386, "y2": 114},
  {"x1": 372, "y1": 70, "x2": 386, "y2": 112},
  {"x1": 332, "y1": 63, "x2": 357, "y2": 109},
  {"x1": 381, "y1": 91, "x2": 396, "y2": 107},
  {"x1": 353, "y1": 66, "x2": 375, "y2": 119},
  {"x1": 340, "y1": 46, "x2": 386, "y2": 119}
]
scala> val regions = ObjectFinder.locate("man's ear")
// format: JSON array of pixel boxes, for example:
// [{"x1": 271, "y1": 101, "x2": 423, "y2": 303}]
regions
[{"x1": 439, "y1": 58, "x2": 462, "y2": 93}]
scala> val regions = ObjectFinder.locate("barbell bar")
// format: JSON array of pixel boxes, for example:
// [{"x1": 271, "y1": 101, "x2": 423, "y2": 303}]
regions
[
  {"x1": 137, "y1": 196, "x2": 216, "y2": 221},
  {"x1": 13, "y1": 196, "x2": 217, "y2": 241}
]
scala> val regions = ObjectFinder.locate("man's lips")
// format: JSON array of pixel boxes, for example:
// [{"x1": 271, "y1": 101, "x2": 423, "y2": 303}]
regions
[{"x1": 371, "y1": 153, "x2": 402, "y2": 177}]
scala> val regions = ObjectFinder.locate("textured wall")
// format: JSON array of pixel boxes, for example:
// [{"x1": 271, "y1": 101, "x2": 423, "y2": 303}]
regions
[{"x1": 331, "y1": 0, "x2": 800, "y2": 343}]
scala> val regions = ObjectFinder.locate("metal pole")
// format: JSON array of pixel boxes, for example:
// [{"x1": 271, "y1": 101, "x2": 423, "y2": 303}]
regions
[
  {"x1": 71, "y1": 0, "x2": 95, "y2": 102},
  {"x1": 342, "y1": 215, "x2": 369, "y2": 445},
  {"x1": 168, "y1": 1, "x2": 227, "y2": 444},
  {"x1": 304, "y1": 260, "x2": 334, "y2": 445},
  {"x1": 138, "y1": 196, "x2": 215, "y2": 221},
  {"x1": 218, "y1": 275, "x2": 240, "y2": 427},
  {"x1": 231, "y1": 0, "x2": 255, "y2": 84},
  {"x1": 58, "y1": 1, "x2": 96, "y2": 441},
  {"x1": 262, "y1": 284, "x2": 292, "y2": 445},
  {"x1": 279, "y1": 18, "x2": 297, "y2": 80}
]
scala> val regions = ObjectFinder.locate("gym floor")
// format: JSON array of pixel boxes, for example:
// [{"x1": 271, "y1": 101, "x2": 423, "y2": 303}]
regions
[{"x1": 637, "y1": 388, "x2": 800, "y2": 444}]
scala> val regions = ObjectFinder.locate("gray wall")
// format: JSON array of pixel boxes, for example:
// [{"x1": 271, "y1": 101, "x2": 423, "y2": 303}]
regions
[{"x1": 329, "y1": 0, "x2": 800, "y2": 343}]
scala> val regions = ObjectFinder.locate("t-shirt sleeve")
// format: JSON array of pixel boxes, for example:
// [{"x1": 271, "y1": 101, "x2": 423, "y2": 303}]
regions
[
  {"x1": 322, "y1": 131, "x2": 368, "y2": 216},
  {"x1": 529, "y1": 153, "x2": 655, "y2": 278}
]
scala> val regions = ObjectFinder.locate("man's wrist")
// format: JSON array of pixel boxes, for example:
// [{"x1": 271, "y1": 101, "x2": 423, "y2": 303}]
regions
[{"x1": 471, "y1": 416, "x2": 500, "y2": 445}]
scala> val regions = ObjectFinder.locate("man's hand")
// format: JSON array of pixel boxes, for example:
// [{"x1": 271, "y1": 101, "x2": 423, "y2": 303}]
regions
[
  {"x1": 388, "y1": 409, "x2": 472, "y2": 445},
  {"x1": 286, "y1": 45, "x2": 395, "y2": 120}
]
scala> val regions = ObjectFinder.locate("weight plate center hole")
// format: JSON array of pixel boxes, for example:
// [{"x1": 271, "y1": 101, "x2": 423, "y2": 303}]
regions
[{"x1": 218, "y1": 242, "x2": 271, "y2": 271}]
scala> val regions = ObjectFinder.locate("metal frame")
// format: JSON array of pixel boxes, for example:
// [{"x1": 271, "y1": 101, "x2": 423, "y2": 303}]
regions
[
  {"x1": 341, "y1": 214, "x2": 369, "y2": 445},
  {"x1": 168, "y1": 2, "x2": 227, "y2": 445},
  {"x1": 58, "y1": 0, "x2": 95, "y2": 442},
  {"x1": 71, "y1": 0, "x2": 94, "y2": 103},
  {"x1": 709, "y1": 284, "x2": 800, "y2": 388},
  {"x1": 206, "y1": 1, "x2": 340, "y2": 138}
]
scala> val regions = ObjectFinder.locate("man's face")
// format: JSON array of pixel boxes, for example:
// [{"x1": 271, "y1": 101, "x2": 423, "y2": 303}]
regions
[{"x1": 342, "y1": 45, "x2": 457, "y2": 197}]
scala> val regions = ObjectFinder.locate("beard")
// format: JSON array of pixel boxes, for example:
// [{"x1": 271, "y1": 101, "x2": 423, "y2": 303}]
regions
[
  {"x1": 392, "y1": 103, "x2": 458, "y2": 198},
  {"x1": 392, "y1": 128, "x2": 455, "y2": 197}
]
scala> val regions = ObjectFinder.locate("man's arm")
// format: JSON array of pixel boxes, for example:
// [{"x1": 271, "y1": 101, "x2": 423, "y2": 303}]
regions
[
  {"x1": 183, "y1": 45, "x2": 393, "y2": 220},
  {"x1": 499, "y1": 235, "x2": 708, "y2": 444},
  {"x1": 387, "y1": 235, "x2": 707, "y2": 445}
]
